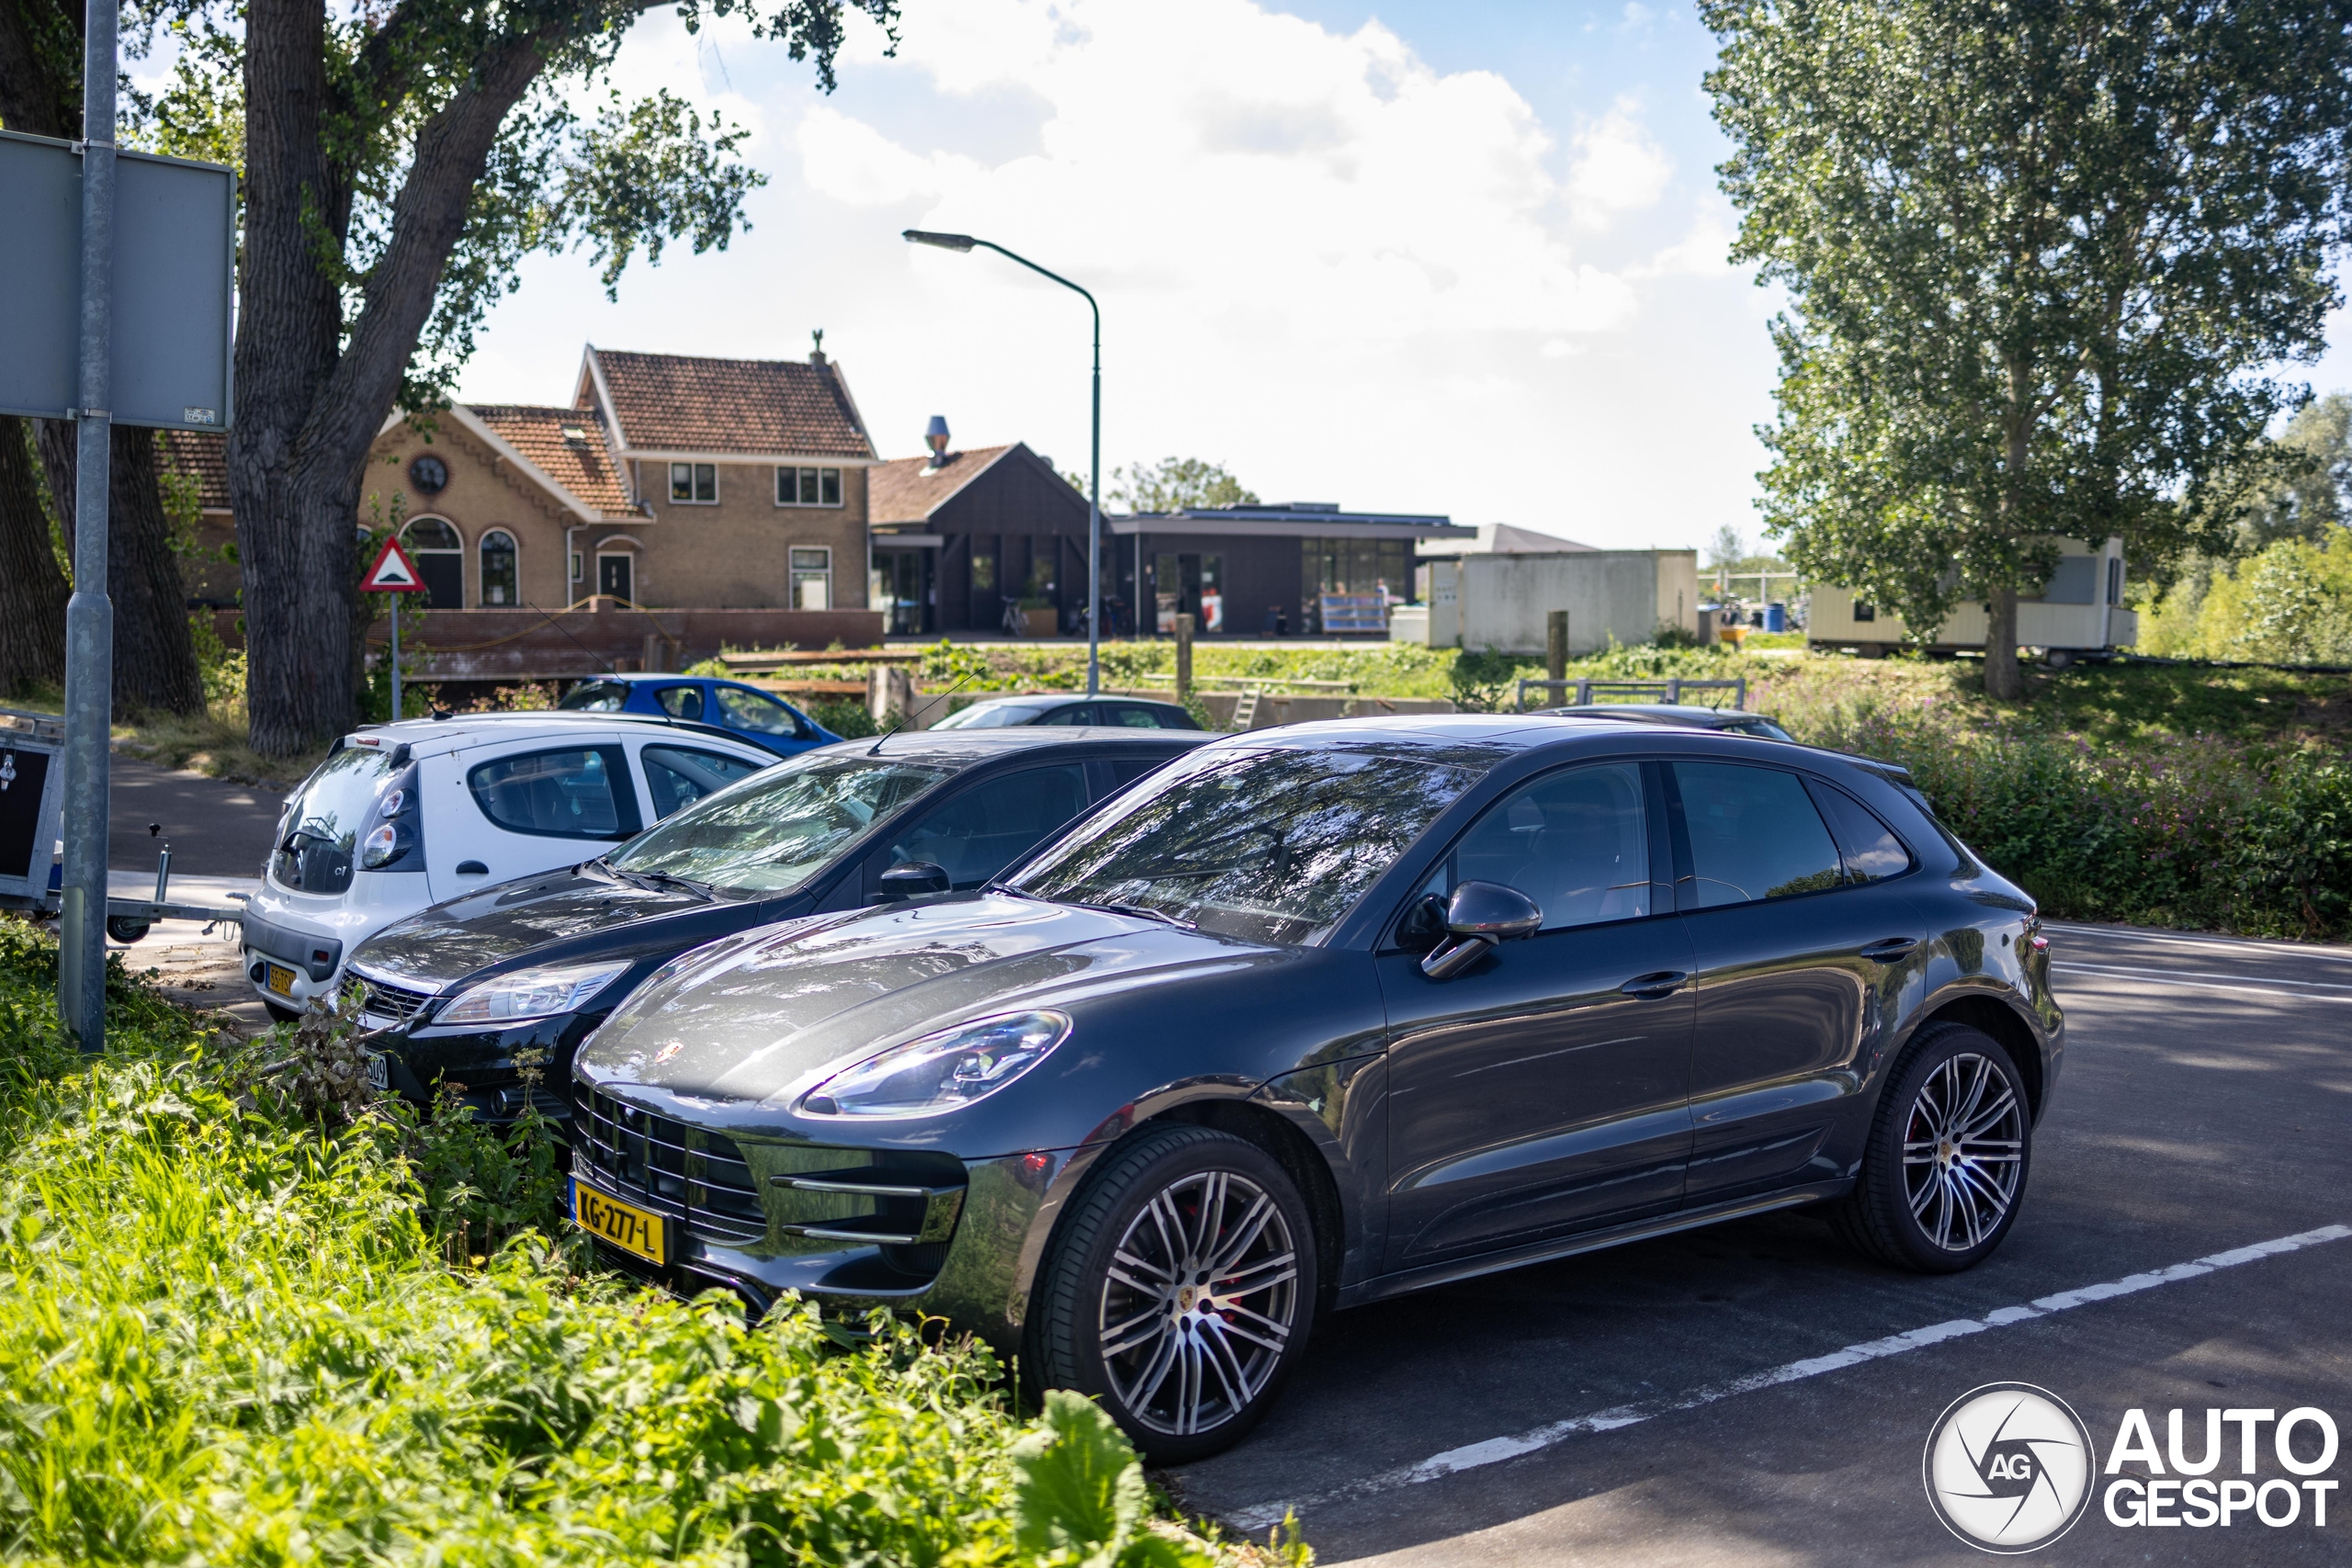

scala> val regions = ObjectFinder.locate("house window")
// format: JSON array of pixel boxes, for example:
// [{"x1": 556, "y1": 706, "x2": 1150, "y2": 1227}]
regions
[
  {"x1": 776, "y1": 466, "x2": 843, "y2": 506},
  {"x1": 479, "y1": 529, "x2": 517, "y2": 606},
  {"x1": 790, "y1": 547, "x2": 832, "y2": 610},
  {"x1": 669, "y1": 463, "x2": 717, "y2": 503},
  {"x1": 1852, "y1": 600, "x2": 1876, "y2": 622}
]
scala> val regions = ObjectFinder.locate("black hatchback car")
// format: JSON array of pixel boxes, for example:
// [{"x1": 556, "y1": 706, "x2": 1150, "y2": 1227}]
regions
[
  {"x1": 565, "y1": 716, "x2": 2060, "y2": 1461},
  {"x1": 346, "y1": 728, "x2": 1210, "y2": 1121}
]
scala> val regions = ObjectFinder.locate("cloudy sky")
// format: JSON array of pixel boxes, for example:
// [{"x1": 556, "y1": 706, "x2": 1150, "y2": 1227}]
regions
[{"x1": 452, "y1": 0, "x2": 2352, "y2": 553}]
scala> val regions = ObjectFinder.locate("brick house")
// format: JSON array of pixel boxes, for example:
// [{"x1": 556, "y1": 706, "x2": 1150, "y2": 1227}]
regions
[{"x1": 363, "y1": 344, "x2": 881, "y2": 613}]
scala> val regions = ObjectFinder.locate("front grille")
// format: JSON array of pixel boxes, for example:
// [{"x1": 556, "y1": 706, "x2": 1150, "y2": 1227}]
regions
[
  {"x1": 574, "y1": 1085, "x2": 766, "y2": 1246},
  {"x1": 358, "y1": 976, "x2": 436, "y2": 1024}
]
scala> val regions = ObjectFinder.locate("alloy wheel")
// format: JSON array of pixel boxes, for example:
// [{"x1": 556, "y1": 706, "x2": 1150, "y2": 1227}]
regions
[
  {"x1": 1096, "y1": 1168, "x2": 1301, "y2": 1438},
  {"x1": 1901, "y1": 1052, "x2": 2025, "y2": 1252}
]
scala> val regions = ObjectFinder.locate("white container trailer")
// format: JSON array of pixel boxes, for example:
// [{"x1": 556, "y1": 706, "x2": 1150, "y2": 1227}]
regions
[
  {"x1": 1805, "y1": 536, "x2": 2136, "y2": 663},
  {"x1": 1422, "y1": 550, "x2": 1702, "y2": 653}
]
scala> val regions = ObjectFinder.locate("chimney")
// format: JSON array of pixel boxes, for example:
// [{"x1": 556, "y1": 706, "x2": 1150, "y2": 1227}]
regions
[
  {"x1": 924, "y1": 415, "x2": 951, "y2": 468},
  {"x1": 809, "y1": 328, "x2": 827, "y2": 366}
]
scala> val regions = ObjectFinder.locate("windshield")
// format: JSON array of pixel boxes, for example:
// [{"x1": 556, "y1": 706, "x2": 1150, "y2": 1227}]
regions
[
  {"x1": 275, "y1": 746, "x2": 401, "y2": 893},
  {"x1": 932, "y1": 702, "x2": 1047, "y2": 729},
  {"x1": 1011, "y1": 743, "x2": 1488, "y2": 945},
  {"x1": 609, "y1": 751, "x2": 951, "y2": 893}
]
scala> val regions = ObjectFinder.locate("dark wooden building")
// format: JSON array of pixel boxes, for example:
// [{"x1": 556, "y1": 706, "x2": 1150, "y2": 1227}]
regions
[
  {"x1": 1112, "y1": 502, "x2": 1473, "y2": 637},
  {"x1": 867, "y1": 441, "x2": 1097, "y2": 635}
]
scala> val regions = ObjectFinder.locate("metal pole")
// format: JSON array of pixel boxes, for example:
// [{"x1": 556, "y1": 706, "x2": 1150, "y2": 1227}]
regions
[
  {"x1": 390, "y1": 604, "x2": 401, "y2": 721},
  {"x1": 59, "y1": 0, "x2": 117, "y2": 1049}
]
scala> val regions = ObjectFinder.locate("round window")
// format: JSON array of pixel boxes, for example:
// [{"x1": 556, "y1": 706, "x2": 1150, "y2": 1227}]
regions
[{"x1": 409, "y1": 454, "x2": 449, "y2": 494}]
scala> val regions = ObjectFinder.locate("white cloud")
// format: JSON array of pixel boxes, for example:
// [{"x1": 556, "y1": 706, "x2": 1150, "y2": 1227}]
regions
[
  {"x1": 457, "y1": 0, "x2": 1781, "y2": 548},
  {"x1": 1566, "y1": 104, "x2": 1675, "y2": 225},
  {"x1": 1636, "y1": 210, "x2": 1739, "y2": 276}
]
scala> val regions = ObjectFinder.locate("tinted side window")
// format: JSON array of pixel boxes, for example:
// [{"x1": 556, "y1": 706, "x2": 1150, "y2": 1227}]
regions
[
  {"x1": 716, "y1": 685, "x2": 805, "y2": 737},
  {"x1": 1039, "y1": 705, "x2": 1094, "y2": 726},
  {"x1": 642, "y1": 745, "x2": 764, "y2": 819},
  {"x1": 1450, "y1": 761, "x2": 1650, "y2": 931},
  {"x1": 1672, "y1": 762, "x2": 1840, "y2": 907},
  {"x1": 468, "y1": 747, "x2": 640, "y2": 840},
  {"x1": 654, "y1": 685, "x2": 705, "y2": 721},
  {"x1": 1804, "y1": 778, "x2": 1914, "y2": 884},
  {"x1": 1108, "y1": 704, "x2": 1170, "y2": 728},
  {"x1": 875, "y1": 764, "x2": 1090, "y2": 890}
]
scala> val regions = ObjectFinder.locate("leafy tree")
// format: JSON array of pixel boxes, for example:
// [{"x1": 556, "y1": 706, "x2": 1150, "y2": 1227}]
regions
[
  {"x1": 117, "y1": 0, "x2": 897, "y2": 753},
  {"x1": 1704, "y1": 0, "x2": 2352, "y2": 697},
  {"x1": 1108, "y1": 457, "x2": 1260, "y2": 513},
  {"x1": 0, "y1": 0, "x2": 206, "y2": 715},
  {"x1": 1703, "y1": 523, "x2": 1747, "y2": 570}
]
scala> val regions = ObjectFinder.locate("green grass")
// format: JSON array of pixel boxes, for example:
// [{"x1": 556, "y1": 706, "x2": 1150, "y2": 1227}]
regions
[{"x1": 0, "y1": 920, "x2": 1298, "y2": 1568}]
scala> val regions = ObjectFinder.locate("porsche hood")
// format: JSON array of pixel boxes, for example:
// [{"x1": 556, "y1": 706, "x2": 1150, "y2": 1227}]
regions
[{"x1": 576, "y1": 893, "x2": 1261, "y2": 1109}]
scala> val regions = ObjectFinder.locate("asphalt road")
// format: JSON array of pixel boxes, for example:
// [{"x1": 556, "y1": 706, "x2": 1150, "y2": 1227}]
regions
[
  {"x1": 1170, "y1": 922, "x2": 2352, "y2": 1565},
  {"x1": 108, "y1": 757, "x2": 282, "y2": 877}
]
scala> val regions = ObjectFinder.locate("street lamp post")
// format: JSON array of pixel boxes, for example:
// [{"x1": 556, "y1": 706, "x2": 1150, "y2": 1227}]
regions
[{"x1": 903, "y1": 231, "x2": 1102, "y2": 696}]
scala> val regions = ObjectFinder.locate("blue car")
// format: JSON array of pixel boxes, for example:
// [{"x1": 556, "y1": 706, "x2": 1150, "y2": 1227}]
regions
[{"x1": 558, "y1": 673, "x2": 841, "y2": 760}]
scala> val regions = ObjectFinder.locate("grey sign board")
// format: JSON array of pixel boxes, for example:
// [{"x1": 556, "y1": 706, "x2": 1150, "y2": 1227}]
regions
[{"x1": 0, "y1": 130, "x2": 234, "y2": 432}]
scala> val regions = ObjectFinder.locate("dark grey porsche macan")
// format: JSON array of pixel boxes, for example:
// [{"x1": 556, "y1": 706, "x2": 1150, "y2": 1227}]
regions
[{"x1": 569, "y1": 715, "x2": 2062, "y2": 1461}]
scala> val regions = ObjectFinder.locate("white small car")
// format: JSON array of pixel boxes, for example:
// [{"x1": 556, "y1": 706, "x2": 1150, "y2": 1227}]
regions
[{"x1": 239, "y1": 711, "x2": 775, "y2": 1019}]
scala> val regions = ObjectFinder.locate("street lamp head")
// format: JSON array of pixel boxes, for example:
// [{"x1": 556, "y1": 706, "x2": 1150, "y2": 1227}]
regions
[{"x1": 903, "y1": 229, "x2": 977, "y2": 252}]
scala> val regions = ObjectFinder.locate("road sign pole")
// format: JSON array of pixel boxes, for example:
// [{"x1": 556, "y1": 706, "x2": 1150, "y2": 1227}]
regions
[
  {"x1": 390, "y1": 604, "x2": 401, "y2": 722},
  {"x1": 58, "y1": 0, "x2": 117, "y2": 1050}
]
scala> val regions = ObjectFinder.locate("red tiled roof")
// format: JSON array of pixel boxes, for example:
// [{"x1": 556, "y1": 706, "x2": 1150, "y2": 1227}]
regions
[
  {"x1": 585, "y1": 348, "x2": 876, "y2": 459},
  {"x1": 155, "y1": 430, "x2": 230, "y2": 512},
  {"x1": 467, "y1": 404, "x2": 637, "y2": 516},
  {"x1": 866, "y1": 446, "x2": 1018, "y2": 524}
]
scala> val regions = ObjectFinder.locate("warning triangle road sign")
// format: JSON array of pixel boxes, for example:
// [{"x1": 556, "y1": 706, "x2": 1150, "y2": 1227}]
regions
[{"x1": 363, "y1": 536, "x2": 427, "y2": 592}]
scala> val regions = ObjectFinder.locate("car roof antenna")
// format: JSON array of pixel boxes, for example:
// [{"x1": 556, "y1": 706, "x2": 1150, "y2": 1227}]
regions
[{"x1": 870, "y1": 670, "x2": 978, "y2": 753}]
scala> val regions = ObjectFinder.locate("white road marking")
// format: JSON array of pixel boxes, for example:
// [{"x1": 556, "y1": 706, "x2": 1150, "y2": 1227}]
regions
[
  {"x1": 2051, "y1": 961, "x2": 2352, "y2": 1003},
  {"x1": 2044, "y1": 922, "x2": 2352, "y2": 965},
  {"x1": 1219, "y1": 1223, "x2": 2352, "y2": 1532}
]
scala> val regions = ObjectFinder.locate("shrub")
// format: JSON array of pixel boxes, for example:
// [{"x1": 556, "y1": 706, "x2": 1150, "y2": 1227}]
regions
[{"x1": 0, "y1": 922, "x2": 1234, "y2": 1567}]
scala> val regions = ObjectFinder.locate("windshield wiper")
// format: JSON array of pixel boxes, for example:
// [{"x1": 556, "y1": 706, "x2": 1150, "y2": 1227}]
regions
[
  {"x1": 983, "y1": 883, "x2": 1194, "y2": 929},
  {"x1": 1066, "y1": 899, "x2": 1196, "y2": 930},
  {"x1": 605, "y1": 863, "x2": 718, "y2": 897}
]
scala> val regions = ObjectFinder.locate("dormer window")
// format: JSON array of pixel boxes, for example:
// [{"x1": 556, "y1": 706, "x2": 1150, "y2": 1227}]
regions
[
  {"x1": 669, "y1": 463, "x2": 718, "y2": 503},
  {"x1": 777, "y1": 466, "x2": 842, "y2": 507}
]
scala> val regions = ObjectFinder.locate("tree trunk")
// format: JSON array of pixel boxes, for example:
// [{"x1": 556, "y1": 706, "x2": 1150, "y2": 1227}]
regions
[
  {"x1": 0, "y1": 415, "x2": 68, "y2": 694},
  {"x1": 231, "y1": 0, "x2": 548, "y2": 754},
  {"x1": 34, "y1": 420, "x2": 208, "y2": 716},
  {"x1": 1984, "y1": 583, "x2": 2023, "y2": 700}
]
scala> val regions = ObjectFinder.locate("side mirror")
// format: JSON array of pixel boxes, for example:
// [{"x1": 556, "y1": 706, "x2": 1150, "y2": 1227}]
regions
[
  {"x1": 876, "y1": 861, "x2": 952, "y2": 900},
  {"x1": 1419, "y1": 880, "x2": 1542, "y2": 980}
]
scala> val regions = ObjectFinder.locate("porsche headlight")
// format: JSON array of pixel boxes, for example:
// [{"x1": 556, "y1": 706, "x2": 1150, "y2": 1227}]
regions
[
  {"x1": 799, "y1": 1010, "x2": 1071, "y2": 1119},
  {"x1": 437, "y1": 960, "x2": 632, "y2": 1026}
]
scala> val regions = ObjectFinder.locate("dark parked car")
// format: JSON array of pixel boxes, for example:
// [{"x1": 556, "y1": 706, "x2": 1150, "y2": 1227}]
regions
[
  {"x1": 565, "y1": 715, "x2": 2060, "y2": 1461},
  {"x1": 347, "y1": 728, "x2": 1211, "y2": 1122},
  {"x1": 929, "y1": 693, "x2": 1203, "y2": 730},
  {"x1": 1531, "y1": 702, "x2": 1794, "y2": 740},
  {"x1": 559, "y1": 672, "x2": 842, "y2": 759}
]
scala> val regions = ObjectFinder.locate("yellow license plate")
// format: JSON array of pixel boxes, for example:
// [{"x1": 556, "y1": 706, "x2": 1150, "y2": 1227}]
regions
[
  {"x1": 572, "y1": 1181, "x2": 668, "y2": 1265},
  {"x1": 266, "y1": 963, "x2": 298, "y2": 998}
]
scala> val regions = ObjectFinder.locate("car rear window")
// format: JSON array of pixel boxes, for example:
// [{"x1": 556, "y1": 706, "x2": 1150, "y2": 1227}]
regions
[
  {"x1": 1012, "y1": 743, "x2": 1488, "y2": 946},
  {"x1": 560, "y1": 680, "x2": 629, "y2": 712},
  {"x1": 932, "y1": 702, "x2": 1047, "y2": 729},
  {"x1": 468, "y1": 747, "x2": 641, "y2": 840},
  {"x1": 274, "y1": 746, "x2": 403, "y2": 893}
]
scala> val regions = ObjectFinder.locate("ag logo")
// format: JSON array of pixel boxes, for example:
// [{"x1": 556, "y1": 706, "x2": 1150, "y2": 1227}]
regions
[{"x1": 1924, "y1": 1382, "x2": 2098, "y2": 1553}]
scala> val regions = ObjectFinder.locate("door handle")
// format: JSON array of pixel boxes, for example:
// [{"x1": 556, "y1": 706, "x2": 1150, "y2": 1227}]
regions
[
  {"x1": 1620, "y1": 970, "x2": 1688, "y2": 999},
  {"x1": 1859, "y1": 936, "x2": 1918, "y2": 961}
]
